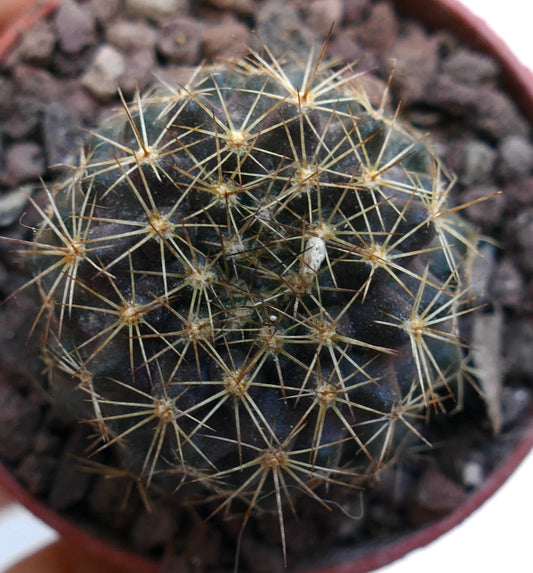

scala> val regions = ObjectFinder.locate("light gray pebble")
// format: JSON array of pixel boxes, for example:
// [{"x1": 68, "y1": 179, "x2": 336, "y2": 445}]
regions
[
  {"x1": 54, "y1": 0, "x2": 97, "y2": 54},
  {"x1": 1, "y1": 96, "x2": 41, "y2": 140},
  {"x1": 390, "y1": 30, "x2": 440, "y2": 105},
  {"x1": 125, "y1": 0, "x2": 189, "y2": 21},
  {"x1": 475, "y1": 88, "x2": 530, "y2": 140},
  {"x1": 81, "y1": 45, "x2": 126, "y2": 101},
  {"x1": 12, "y1": 21, "x2": 56, "y2": 66},
  {"x1": 0, "y1": 143, "x2": 45, "y2": 187},
  {"x1": 12, "y1": 65, "x2": 59, "y2": 100},
  {"x1": 491, "y1": 257, "x2": 525, "y2": 308},
  {"x1": 354, "y1": 1, "x2": 398, "y2": 58},
  {"x1": 462, "y1": 140, "x2": 497, "y2": 185},
  {"x1": 497, "y1": 134, "x2": 533, "y2": 181},
  {"x1": 461, "y1": 185, "x2": 504, "y2": 227},
  {"x1": 442, "y1": 48, "x2": 500, "y2": 85},
  {"x1": 462, "y1": 460, "x2": 484, "y2": 488},
  {"x1": 305, "y1": 0, "x2": 344, "y2": 36},
  {"x1": 425, "y1": 77, "x2": 529, "y2": 140},
  {"x1": 88, "y1": 0, "x2": 122, "y2": 23},
  {"x1": 106, "y1": 21, "x2": 158, "y2": 54},
  {"x1": 502, "y1": 176, "x2": 533, "y2": 208}
]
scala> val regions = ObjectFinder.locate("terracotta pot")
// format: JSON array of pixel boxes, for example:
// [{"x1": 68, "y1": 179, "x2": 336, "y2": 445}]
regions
[{"x1": 0, "y1": 1, "x2": 532, "y2": 572}]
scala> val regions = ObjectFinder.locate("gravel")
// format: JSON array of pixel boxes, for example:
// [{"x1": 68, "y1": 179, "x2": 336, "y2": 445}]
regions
[
  {"x1": 54, "y1": 0, "x2": 97, "y2": 54},
  {"x1": 125, "y1": 0, "x2": 189, "y2": 21}
]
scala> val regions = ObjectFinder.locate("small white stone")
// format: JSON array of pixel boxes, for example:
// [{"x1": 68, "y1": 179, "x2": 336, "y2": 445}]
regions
[{"x1": 462, "y1": 460, "x2": 484, "y2": 488}]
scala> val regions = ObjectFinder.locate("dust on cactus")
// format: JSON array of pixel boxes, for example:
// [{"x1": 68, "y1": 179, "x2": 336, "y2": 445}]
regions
[{"x1": 10, "y1": 42, "x2": 480, "y2": 562}]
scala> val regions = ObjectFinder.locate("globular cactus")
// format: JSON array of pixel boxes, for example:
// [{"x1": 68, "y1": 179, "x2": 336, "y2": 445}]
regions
[{"x1": 20, "y1": 46, "x2": 476, "y2": 556}]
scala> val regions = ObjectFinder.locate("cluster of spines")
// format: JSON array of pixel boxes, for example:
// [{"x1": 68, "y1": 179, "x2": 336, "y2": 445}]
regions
[{"x1": 9, "y1": 45, "x2": 477, "y2": 560}]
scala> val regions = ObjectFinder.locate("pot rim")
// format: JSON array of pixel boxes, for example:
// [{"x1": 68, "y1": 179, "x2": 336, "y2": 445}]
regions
[
  {"x1": 0, "y1": 0, "x2": 59, "y2": 61},
  {"x1": 0, "y1": 460, "x2": 160, "y2": 571},
  {"x1": 305, "y1": 421, "x2": 533, "y2": 573},
  {"x1": 0, "y1": 1, "x2": 532, "y2": 572}
]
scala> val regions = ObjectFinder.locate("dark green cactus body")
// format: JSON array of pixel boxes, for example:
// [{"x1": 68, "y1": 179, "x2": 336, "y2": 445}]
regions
[{"x1": 30, "y1": 50, "x2": 472, "y2": 515}]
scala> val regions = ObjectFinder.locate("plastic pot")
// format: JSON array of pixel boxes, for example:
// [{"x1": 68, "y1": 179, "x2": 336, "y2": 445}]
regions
[{"x1": 0, "y1": 1, "x2": 532, "y2": 572}]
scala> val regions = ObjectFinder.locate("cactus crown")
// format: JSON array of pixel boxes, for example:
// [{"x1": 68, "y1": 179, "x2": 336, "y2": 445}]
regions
[{"x1": 16, "y1": 45, "x2": 476, "y2": 560}]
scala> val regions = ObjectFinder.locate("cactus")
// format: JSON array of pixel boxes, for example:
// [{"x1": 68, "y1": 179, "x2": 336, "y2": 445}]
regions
[{"x1": 17, "y1": 45, "x2": 476, "y2": 560}]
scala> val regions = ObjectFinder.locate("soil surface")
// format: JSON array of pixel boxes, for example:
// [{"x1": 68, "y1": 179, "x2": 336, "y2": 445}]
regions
[{"x1": 1, "y1": 1, "x2": 532, "y2": 572}]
